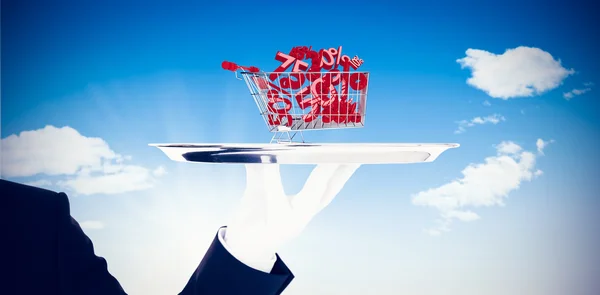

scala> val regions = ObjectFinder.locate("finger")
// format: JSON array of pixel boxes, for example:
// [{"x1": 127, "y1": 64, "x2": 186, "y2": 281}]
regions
[
  {"x1": 235, "y1": 165, "x2": 265, "y2": 216},
  {"x1": 260, "y1": 164, "x2": 286, "y2": 197},
  {"x1": 238, "y1": 164, "x2": 288, "y2": 226},
  {"x1": 259, "y1": 164, "x2": 292, "y2": 223},
  {"x1": 317, "y1": 164, "x2": 360, "y2": 211},
  {"x1": 240, "y1": 164, "x2": 271, "y2": 220},
  {"x1": 243, "y1": 164, "x2": 271, "y2": 196},
  {"x1": 291, "y1": 164, "x2": 342, "y2": 211},
  {"x1": 245, "y1": 163, "x2": 288, "y2": 206}
]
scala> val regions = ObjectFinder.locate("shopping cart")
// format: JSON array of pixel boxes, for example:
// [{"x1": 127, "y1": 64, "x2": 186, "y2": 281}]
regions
[{"x1": 222, "y1": 61, "x2": 370, "y2": 144}]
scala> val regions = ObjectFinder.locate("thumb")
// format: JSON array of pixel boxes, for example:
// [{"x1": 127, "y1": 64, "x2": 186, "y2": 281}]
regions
[
  {"x1": 292, "y1": 164, "x2": 361, "y2": 213},
  {"x1": 317, "y1": 164, "x2": 361, "y2": 211}
]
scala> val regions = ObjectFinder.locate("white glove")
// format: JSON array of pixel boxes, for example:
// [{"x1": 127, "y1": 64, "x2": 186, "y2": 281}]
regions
[{"x1": 223, "y1": 163, "x2": 360, "y2": 272}]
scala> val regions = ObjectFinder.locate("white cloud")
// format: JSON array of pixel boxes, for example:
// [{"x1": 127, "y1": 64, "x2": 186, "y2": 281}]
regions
[
  {"x1": 496, "y1": 141, "x2": 523, "y2": 155},
  {"x1": 536, "y1": 138, "x2": 554, "y2": 155},
  {"x1": 24, "y1": 179, "x2": 53, "y2": 188},
  {"x1": 563, "y1": 87, "x2": 592, "y2": 100},
  {"x1": 572, "y1": 89, "x2": 589, "y2": 95},
  {"x1": 152, "y1": 166, "x2": 167, "y2": 177},
  {"x1": 79, "y1": 220, "x2": 105, "y2": 230},
  {"x1": 426, "y1": 229, "x2": 442, "y2": 236},
  {"x1": 455, "y1": 114, "x2": 505, "y2": 134},
  {"x1": 457, "y1": 46, "x2": 574, "y2": 99},
  {"x1": 444, "y1": 210, "x2": 480, "y2": 222},
  {"x1": 412, "y1": 139, "x2": 548, "y2": 235},
  {"x1": 424, "y1": 220, "x2": 450, "y2": 236},
  {"x1": 2, "y1": 125, "x2": 118, "y2": 177},
  {"x1": 1, "y1": 125, "x2": 165, "y2": 195},
  {"x1": 57, "y1": 165, "x2": 156, "y2": 195},
  {"x1": 482, "y1": 100, "x2": 491, "y2": 106}
]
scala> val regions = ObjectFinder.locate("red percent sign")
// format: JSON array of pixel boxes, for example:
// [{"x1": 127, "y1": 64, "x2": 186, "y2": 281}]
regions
[{"x1": 263, "y1": 46, "x2": 367, "y2": 127}]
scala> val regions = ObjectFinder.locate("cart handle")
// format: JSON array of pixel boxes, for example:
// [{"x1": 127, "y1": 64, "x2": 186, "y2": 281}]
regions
[{"x1": 222, "y1": 61, "x2": 260, "y2": 80}]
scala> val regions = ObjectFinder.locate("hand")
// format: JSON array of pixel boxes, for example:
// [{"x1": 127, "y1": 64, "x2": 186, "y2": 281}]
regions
[{"x1": 223, "y1": 164, "x2": 361, "y2": 272}]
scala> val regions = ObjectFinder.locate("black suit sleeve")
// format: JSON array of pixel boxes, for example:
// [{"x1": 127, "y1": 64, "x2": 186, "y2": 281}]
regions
[
  {"x1": 179, "y1": 227, "x2": 294, "y2": 295},
  {"x1": 53, "y1": 190, "x2": 294, "y2": 295},
  {"x1": 55, "y1": 192, "x2": 128, "y2": 295}
]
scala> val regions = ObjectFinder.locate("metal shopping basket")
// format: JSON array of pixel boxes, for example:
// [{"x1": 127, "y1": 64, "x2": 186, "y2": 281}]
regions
[{"x1": 223, "y1": 61, "x2": 370, "y2": 143}]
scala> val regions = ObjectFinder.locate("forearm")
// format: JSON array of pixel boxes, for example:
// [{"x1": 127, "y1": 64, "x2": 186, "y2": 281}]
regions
[
  {"x1": 56, "y1": 193, "x2": 127, "y2": 294},
  {"x1": 219, "y1": 227, "x2": 277, "y2": 273},
  {"x1": 179, "y1": 227, "x2": 294, "y2": 295}
]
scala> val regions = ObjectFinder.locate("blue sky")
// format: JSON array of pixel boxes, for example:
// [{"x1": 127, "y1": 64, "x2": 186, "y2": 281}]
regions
[{"x1": 2, "y1": 1, "x2": 599, "y2": 294}]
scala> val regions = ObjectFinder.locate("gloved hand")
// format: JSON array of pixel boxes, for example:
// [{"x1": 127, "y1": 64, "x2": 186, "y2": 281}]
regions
[{"x1": 223, "y1": 164, "x2": 361, "y2": 272}]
